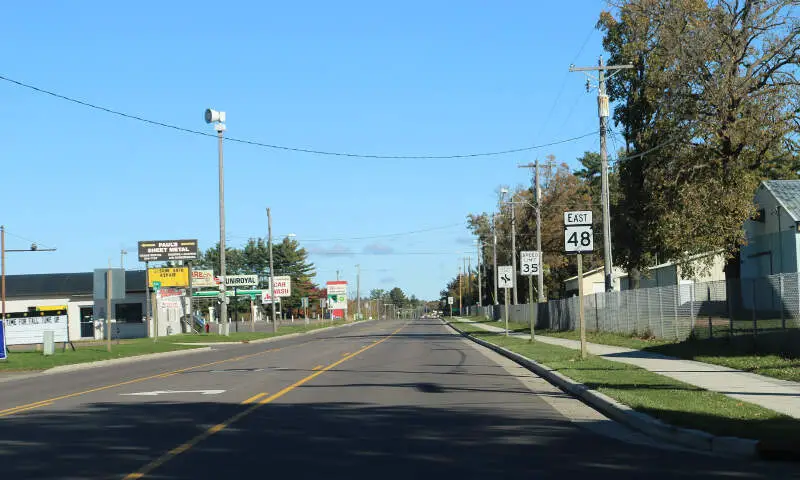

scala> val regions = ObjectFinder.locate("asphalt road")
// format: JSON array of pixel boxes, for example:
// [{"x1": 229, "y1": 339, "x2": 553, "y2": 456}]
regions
[{"x1": 0, "y1": 318, "x2": 796, "y2": 479}]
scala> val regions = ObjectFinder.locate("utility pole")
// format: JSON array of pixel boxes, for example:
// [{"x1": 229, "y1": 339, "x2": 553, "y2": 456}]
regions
[
  {"x1": 120, "y1": 249, "x2": 127, "y2": 269},
  {"x1": 509, "y1": 196, "x2": 518, "y2": 305},
  {"x1": 106, "y1": 258, "x2": 112, "y2": 352},
  {"x1": 1, "y1": 226, "x2": 5, "y2": 326},
  {"x1": 463, "y1": 257, "x2": 467, "y2": 306},
  {"x1": 492, "y1": 214, "x2": 498, "y2": 305},
  {"x1": 570, "y1": 56, "x2": 633, "y2": 292},
  {"x1": 518, "y1": 160, "x2": 546, "y2": 303},
  {"x1": 356, "y1": 264, "x2": 361, "y2": 320},
  {"x1": 476, "y1": 241, "x2": 482, "y2": 309},
  {"x1": 458, "y1": 262, "x2": 463, "y2": 316},
  {"x1": 267, "y1": 208, "x2": 278, "y2": 333}
]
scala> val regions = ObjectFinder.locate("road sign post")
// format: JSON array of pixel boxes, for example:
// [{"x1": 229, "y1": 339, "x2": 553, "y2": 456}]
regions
[
  {"x1": 520, "y1": 251, "x2": 540, "y2": 341},
  {"x1": 498, "y1": 266, "x2": 513, "y2": 336},
  {"x1": 564, "y1": 211, "x2": 593, "y2": 359}
]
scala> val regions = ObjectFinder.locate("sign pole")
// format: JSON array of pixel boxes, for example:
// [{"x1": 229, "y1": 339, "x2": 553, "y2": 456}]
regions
[
  {"x1": 578, "y1": 253, "x2": 586, "y2": 359},
  {"x1": 145, "y1": 262, "x2": 151, "y2": 337},
  {"x1": 528, "y1": 273, "x2": 535, "y2": 341},
  {"x1": 504, "y1": 287, "x2": 510, "y2": 337},
  {"x1": 186, "y1": 261, "x2": 193, "y2": 333},
  {"x1": 153, "y1": 285, "x2": 159, "y2": 343}
]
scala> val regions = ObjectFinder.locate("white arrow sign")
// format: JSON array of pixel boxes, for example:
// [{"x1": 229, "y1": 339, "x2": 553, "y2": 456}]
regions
[{"x1": 120, "y1": 390, "x2": 226, "y2": 396}]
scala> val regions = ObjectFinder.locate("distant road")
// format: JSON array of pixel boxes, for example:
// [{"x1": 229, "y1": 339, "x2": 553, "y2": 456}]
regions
[{"x1": 0, "y1": 319, "x2": 794, "y2": 479}]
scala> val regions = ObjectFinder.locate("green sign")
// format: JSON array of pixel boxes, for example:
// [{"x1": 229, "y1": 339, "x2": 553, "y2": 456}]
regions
[
  {"x1": 153, "y1": 281, "x2": 162, "y2": 290},
  {"x1": 192, "y1": 289, "x2": 262, "y2": 298}
]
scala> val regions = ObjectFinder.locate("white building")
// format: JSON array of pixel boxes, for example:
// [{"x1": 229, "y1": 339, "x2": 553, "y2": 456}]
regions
[{"x1": 2, "y1": 270, "x2": 155, "y2": 344}]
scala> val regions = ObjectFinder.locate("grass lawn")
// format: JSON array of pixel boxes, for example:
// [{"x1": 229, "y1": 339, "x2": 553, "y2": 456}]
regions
[
  {"x1": 539, "y1": 329, "x2": 800, "y2": 383},
  {"x1": 0, "y1": 319, "x2": 353, "y2": 371},
  {"x1": 0, "y1": 339, "x2": 202, "y2": 372},
  {"x1": 453, "y1": 321, "x2": 800, "y2": 444}
]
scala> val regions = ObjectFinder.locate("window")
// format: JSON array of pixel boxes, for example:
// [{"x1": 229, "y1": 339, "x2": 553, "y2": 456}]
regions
[{"x1": 115, "y1": 303, "x2": 143, "y2": 323}]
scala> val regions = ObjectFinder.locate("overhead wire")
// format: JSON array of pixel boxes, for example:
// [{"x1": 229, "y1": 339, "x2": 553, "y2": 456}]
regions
[
  {"x1": 2, "y1": 229, "x2": 56, "y2": 250},
  {"x1": 0, "y1": 74, "x2": 597, "y2": 160}
]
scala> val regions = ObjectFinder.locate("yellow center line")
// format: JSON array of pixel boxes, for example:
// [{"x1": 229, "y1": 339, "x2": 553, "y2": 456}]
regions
[
  {"x1": 123, "y1": 324, "x2": 406, "y2": 480},
  {"x1": 311, "y1": 365, "x2": 324, "y2": 371},
  {"x1": 0, "y1": 330, "x2": 348, "y2": 418},
  {"x1": 241, "y1": 392, "x2": 267, "y2": 404},
  {"x1": 342, "y1": 352, "x2": 351, "y2": 356}
]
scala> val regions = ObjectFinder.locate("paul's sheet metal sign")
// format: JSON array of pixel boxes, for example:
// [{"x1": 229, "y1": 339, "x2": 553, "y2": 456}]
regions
[{"x1": 138, "y1": 240, "x2": 198, "y2": 262}]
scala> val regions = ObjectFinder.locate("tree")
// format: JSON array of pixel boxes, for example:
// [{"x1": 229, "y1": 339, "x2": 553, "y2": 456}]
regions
[
  {"x1": 388, "y1": 287, "x2": 408, "y2": 308},
  {"x1": 369, "y1": 289, "x2": 387, "y2": 300},
  {"x1": 574, "y1": 151, "x2": 603, "y2": 204},
  {"x1": 600, "y1": 0, "x2": 800, "y2": 278},
  {"x1": 272, "y1": 237, "x2": 316, "y2": 313}
]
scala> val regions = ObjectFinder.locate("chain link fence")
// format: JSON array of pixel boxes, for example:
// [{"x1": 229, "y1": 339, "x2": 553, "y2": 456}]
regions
[{"x1": 467, "y1": 273, "x2": 800, "y2": 352}]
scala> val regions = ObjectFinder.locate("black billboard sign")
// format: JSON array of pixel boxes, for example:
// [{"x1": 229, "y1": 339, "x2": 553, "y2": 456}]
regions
[{"x1": 138, "y1": 239, "x2": 199, "y2": 262}]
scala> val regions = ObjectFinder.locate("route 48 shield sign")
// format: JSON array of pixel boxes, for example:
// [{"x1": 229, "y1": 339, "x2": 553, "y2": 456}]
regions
[{"x1": 564, "y1": 224, "x2": 594, "y2": 254}]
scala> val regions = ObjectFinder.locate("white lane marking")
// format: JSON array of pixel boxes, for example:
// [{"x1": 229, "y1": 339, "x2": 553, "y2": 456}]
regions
[{"x1": 120, "y1": 390, "x2": 226, "y2": 396}]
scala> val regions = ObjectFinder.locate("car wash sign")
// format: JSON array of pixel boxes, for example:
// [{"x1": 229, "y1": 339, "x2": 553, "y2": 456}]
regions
[{"x1": 138, "y1": 239, "x2": 199, "y2": 262}]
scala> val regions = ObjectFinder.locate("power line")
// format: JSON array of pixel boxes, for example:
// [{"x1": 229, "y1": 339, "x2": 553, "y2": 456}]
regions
[
  {"x1": 0, "y1": 74, "x2": 598, "y2": 160},
  {"x1": 225, "y1": 222, "x2": 465, "y2": 244},
  {"x1": 2, "y1": 229, "x2": 55, "y2": 250}
]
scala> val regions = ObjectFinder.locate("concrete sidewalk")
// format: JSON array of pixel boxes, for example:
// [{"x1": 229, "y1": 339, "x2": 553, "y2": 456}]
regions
[{"x1": 460, "y1": 319, "x2": 800, "y2": 419}]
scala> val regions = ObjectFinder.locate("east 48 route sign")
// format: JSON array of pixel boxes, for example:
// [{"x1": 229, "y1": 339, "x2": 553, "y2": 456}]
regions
[{"x1": 564, "y1": 211, "x2": 594, "y2": 254}]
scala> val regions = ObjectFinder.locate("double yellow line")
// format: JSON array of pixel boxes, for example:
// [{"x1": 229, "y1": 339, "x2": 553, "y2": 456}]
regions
[{"x1": 123, "y1": 324, "x2": 405, "y2": 480}]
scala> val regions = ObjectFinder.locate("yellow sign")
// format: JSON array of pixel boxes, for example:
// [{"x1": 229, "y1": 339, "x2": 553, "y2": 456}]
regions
[{"x1": 148, "y1": 267, "x2": 189, "y2": 287}]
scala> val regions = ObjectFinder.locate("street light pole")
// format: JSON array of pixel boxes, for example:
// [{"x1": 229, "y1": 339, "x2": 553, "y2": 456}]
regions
[
  {"x1": 1, "y1": 227, "x2": 57, "y2": 323},
  {"x1": 205, "y1": 108, "x2": 229, "y2": 335}
]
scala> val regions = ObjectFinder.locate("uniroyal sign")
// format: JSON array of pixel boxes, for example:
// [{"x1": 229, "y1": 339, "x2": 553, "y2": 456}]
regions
[{"x1": 223, "y1": 275, "x2": 258, "y2": 287}]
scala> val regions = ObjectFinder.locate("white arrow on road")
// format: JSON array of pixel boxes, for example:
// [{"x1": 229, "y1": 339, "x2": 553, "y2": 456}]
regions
[{"x1": 120, "y1": 390, "x2": 226, "y2": 396}]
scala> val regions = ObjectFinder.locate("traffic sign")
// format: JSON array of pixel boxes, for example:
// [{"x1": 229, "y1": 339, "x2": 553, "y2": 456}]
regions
[
  {"x1": 564, "y1": 225, "x2": 594, "y2": 253},
  {"x1": 520, "y1": 251, "x2": 540, "y2": 276},
  {"x1": 564, "y1": 210, "x2": 593, "y2": 226},
  {"x1": 498, "y1": 266, "x2": 513, "y2": 289},
  {"x1": 447, "y1": 296, "x2": 454, "y2": 305},
  {"x1": 153, "y1": 281, "x2": 162, "y2": 291}
]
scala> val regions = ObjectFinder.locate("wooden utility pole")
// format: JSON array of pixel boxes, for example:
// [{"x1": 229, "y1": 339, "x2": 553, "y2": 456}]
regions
[{"x1": 570, "y1": 56, "x2": 633, "y2": 292}]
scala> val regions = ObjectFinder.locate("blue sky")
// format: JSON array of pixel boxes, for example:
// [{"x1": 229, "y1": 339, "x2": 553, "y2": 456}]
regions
[{"x1": 1, "y1": 1, "x2": 611, "y2": 300}]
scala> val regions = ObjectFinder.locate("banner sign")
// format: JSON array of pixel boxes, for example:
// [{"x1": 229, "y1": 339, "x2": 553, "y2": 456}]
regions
[
  {"x1": 268, "y1": 276, "x2": 292, "y2": 297},
  {"x1": 326, "y1": 281, "x2": 348, "y2": 310},
  {"x1": 191, "y1": 270, "x2": 216, "y2": 288},
  {"x1": 3, "y1": 310, "x2": 69, "y2": 346},
  {"x1": 148, "y1": 267, "x2": 189, "y2": 287},
  {"x1": 138, "y1": 239, "x2": 198, "y2": 262}
]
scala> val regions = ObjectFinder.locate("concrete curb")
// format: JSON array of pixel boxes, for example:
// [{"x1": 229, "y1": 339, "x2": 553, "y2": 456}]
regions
[
  {"x1": 445, "y1": 320, "x2": 760, "y2": 459},
  {"x1": 43, "y1": 346, "x2": 213, "y2": 375},
  {"x1": 246, "y1": 320, "x2": 373, "y2": 344}
]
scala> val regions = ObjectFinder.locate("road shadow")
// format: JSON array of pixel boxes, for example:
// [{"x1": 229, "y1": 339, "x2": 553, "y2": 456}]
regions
[{"x1": 0, "y1": 401, "x2": 798, "y2": 479}]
